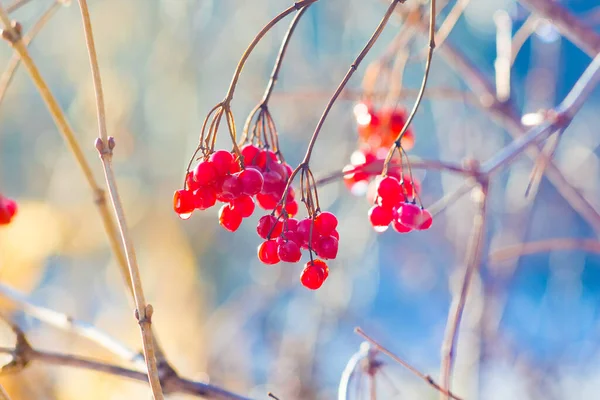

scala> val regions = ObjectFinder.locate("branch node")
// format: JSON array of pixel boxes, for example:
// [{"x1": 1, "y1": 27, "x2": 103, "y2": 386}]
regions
[
  {"x1": 1, "y1": 21, "x2": 21, "y2": 44},
  {"x1": 135, "y1": 304, "x2": 154, "y2": 325},
  {"x1": 94, "y1": 137, "x2": 113, "y2": 157}
]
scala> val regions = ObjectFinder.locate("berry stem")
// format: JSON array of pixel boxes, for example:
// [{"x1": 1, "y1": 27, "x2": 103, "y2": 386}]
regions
[{"x1": 301, "y1": 0, "x2": 404, "y2": 166}]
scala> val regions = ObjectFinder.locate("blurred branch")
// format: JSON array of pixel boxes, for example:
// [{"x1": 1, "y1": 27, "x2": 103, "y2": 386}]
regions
[
  {"x1": 440, "y1": 181, "x2": 488, "y2": 399},
  {"x1": 510, "y1": 14, "x2": 541, "y2": 67},
  {"x1": 355, "y1": 328, "x2": 464, "y2": 400},
  {"x1": 0, "y1": 282, "x2": 144, "y2": 368},
  {"x1": 0, "y1": 1, "x2": 60, "y2": 108},
  {"x1": 5, "y1": 0, "x2": 33, "y2": 13},
  {"x1": 76, "y1": 0, "x2": 163, "y2": 397},
  {"x1": 489, "y1": 238, "x2": 600, "y2": 263},
  {"x1": 517, "y1": 0, "x2": 600, "y2": 57},
  {"x1": 0, "y1": 385, "x2": 10, "y2": 400}
]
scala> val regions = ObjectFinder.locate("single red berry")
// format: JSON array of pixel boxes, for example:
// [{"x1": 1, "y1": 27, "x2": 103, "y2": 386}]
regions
[
  {"x1": 296, "y1": 218, "x2": 314, "y2": 249},
  {"x1": 314, "y1": 211, "x2": 338, "y2": 236},
  {"x1": 255, "y1": 150, "x2": 278, "y2": 170},
  {"x1": 230, "y1": 194, "x2": 255, "y2": 218},
  {"x1": 209, "y1": 150, "x2": 234, "y2": 177},
  {"x1": 229, "y1": 157, "x2": 242, "y2": 174},
  {"x1": 315, "y1": 236, "x2": 338, "y2": 259},
  {"x1": 241, "y1": 144, "x2": 261, "y2": 165},
  {"x1": 268, "y1": 162, "x2": 288, "y2": 180},
  {"x1": 414, "y1": 208, "x2": 433, "y2": 230},
  {"x1": 285, "y1": 218, "x2": 299, "y2": 232},
  {"x1": 258, "y1": 240, "x2": 280, "y2": 265},
  {"x1": 277, "y1": 200, "x2": 298, "y2": 218},
  {"x1": 0, "y1": 196, "x2": 17, "y2": 225},
  {"x1": 239, "y1": 168, "x2": 264, "y2": 196},
  {"x1": 368, "y1": 205, "x2": 393, "y2": 232},
  {"x1": 283, "y1": 230, "x2": 303, "y2": 247},
  {"x1": 256, "y1": 193, "x2": 278, "y2": 210},
  {"x1": 218, "y1": 204, "x2": 242, "y2": 232},
  {"x1": 262, "y1": 171, "x2": 285, "y2": 196},
  {"x1": 300, "y1": 262, "x2": 326, "y2": 290},
  {"x1": 221, "y1": 174, "x2": 242, "y2": 200},
  {"x1": 186, "y1": 171, "x2": 200, "y2": 191},
  {"x1": 311, "y1": 259, "x2": 329, "y2": 280},
  {"x1": 257, "y1": 215, "x2": 283, "y2": 239},
  {"x1": 173, "y1": 189, "x2": 195, "y2": 215},
  {"x1": 391, "y1": 217, "x2": 412, "y2": 233},
  {"x1": 193, "y1": 187, "x2": 217, "y2": 210},
  {"x1": 377, "y1": 176, "x2": 402, "y2": 205},
  {"x1": 283, "y1": 163, "x2": 294, "y2": 178},
  {"x1": 398, "y1": 202, "x2": 421, "y2": 229},
  {"x1": 277, "y1": 240, "x2": 302, "y2": 263},
  {"x1": 331, "y1": 229, "x2": 339, "y2": 241},
  {"x1": 193, "y1": 161, "x2": 218, "y2": 186}
]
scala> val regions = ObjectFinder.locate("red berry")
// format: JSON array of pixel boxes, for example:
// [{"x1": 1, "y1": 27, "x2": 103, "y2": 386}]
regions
[
  {"x1": 285, "y1": 218, "x2": 299, "y2": 232},
  {"x1": 398, "y1": 202, "x2": 421, "y2": 229},
  {"x1": 218, "y1": 204, "x2": 242, "y2": 232},
  {"x1": 230, "y1": 194, "x2": 255, "y2": 218},
  {"x1": 257, "y1": 215, "x2": 283, "y2": 239},
  {"x1": 256, "y1": 150, "x2": 278, "y2": 170},
  {"x1": 331, "y1": 229, "x2": 339, "y2": 241},
  {"x1": 229, "y1": 157, "x2": 242, "y2": 174},
  {"x1": 193, "y1": 187, "x2": 217, "y2": 210},
  {"x1": 300, "y1": 262, "x2": 326, "y2": 290},
  {"x1": 277, "y1": 200, "x2": 298, "y2": 218},
  {"x1": 368, "y1": 205, "x2": 393, "y2": 232},
  {"x1": 209, "y1": 150, "x2": 234, "y2": 177},
  {"x1": 377, "y1": 176, "x2": 402, "y2": 205},
  {"x1": 0, "y1": 196, "x2": 17, "y2": 225},
  {"x1": 241, "y1": 144, "x2": 261, "y2": 166},
  {"x1": 268, "y1": 162, "x2": 288, "y2": 180},
  {"x1": 262, "y1": 171, "x2": 285, "y2": 196},
  {"x1": 311, "y1": 259, "x2": 329, "y2": 280},
  {"x1": 296, "y1": 218, "x2": 314, "y2": 249},
  {"x1": 186, "y1": 171, "x2": 200, "y2": 191},
  {"x1": 314, "y1": 211, "x2": 338, "y2": 236},
  {"x1": 258, "y1": 240, "x2": 280, "y2": 265},
  {"x1": 221, "y1": 174, "x2": 242, "y2": 200},
  {"x1": 414, "y1": 208, "x2": 433, "y2": 230},
  {"x1": 193, "y1": 161, "x2": 218, "y2": 186},
  {"x1": 316, "y1": 236, "x2": 338, "y2": 259},
  {"x1": 256, "y1": 193, "x2": 278, "y2": 210},
  {"x1": 173, "y1": 189, "x2": 195, "y2": 216},
  {"x1": 277, "y1": 240, "x2": 302, "y2": 263},
  {"x1": 283, "y1": 230, "x2": 303, "y2": 247},
  {"x1": 239, "y1": 168, "x2": 264, "y2": 196}
]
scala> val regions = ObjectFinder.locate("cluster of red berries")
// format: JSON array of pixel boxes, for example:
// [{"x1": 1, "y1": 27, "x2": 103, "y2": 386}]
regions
[
  {"x1": 0, "y1": 194, "x2": 17, "y2": 225},
  {"x1": 256, "y1": 211, "x2": 339, "y2": 290},
  {"x1": 369, "y1": 175, "x2": 432, "y2": 233},
  {"x1": 173, "y1": 145, "x2": 298, "y2": 232},
  {"x1": 353, "y1": 102, "x2": 415, "y2": 153}
]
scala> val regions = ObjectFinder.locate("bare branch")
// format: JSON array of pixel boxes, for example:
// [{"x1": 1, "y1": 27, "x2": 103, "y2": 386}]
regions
[{"x1": 489, "y1": 238, "x2": 600, "y2": 263}]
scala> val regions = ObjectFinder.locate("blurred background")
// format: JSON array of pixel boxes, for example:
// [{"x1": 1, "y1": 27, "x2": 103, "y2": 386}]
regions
[{"x1": 0, "y1": 0, "x2": 600, "y2": 399}]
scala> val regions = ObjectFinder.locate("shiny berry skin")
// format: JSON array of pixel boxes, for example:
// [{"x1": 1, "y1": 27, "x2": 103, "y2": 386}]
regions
[
  {"x1": 193, "y1": 161, "x2": 218, "y2": 186},
  {"x1": 277, "y1": 200, "x2": 298, "y2": 218},
  {"x1": 277, "y1": 240, "x2": 302, "y2": 263},
  {"x1": 193, "y1": 187, "x2": 217, "y2": 210},
  {"x1": 331, "y1": 230, "x2": 339, "y2": 241},
  {"x1": 397, "y1": 202, "x2": 421, "y2": 229},
  {"x1": 218, "y1": 204, "x2": 242, "y2": 232},
  {"x1": 300, "y1": 261, "x2": 326, "y2": 290},
  {"x1": 258, "y1": 240, "x2": 280, "y2": 265},
  {"x1": 256, "y1": 193, "x2": 278, "y2": 210},
  {"x1": 262, "y1": 171, "x2": 285, "y2": 196},
  {"x1": 285, "y1": 218, "x2": 299, "y2": 232},
  {"x1": 414, "y1": 208, "x2": 433, "y2": 230},
  {"x1": 209, "y1": 150, "x2": 234, "y2": 177},
  {"x1": 296, "y1": 218, "x2": 313, "y2": 249},
  {"x1": 377, "y1": 176, "x2": 402, "y2": 205},
  {"x1": 241, "y1": 144, "x2": 261, "y2": 164},
  {"x1": 255, "y1": 150, "x2": 278, "y2": 170},
  {"x1": 221, "y1": 174, "x2": 242, "y2": 200},
  {"x1": 0, "y1": 196, "x2": 17, "y2": 225},
  {"x1": 391, "y1": 218, "x2": 412, "y2": 233},
  {"x1": 239, "y1": 168, "x2": 264, "y2": 196},
  {"x1": 368, "y1": 205, "x2": 393, "y2": 232},
  {"x1": 316, "y1": 236, "x2": 338, "y2": 259},
  {"x1": 311, "y1": 259, "x2": 329, "y2": 280},
  {"x1": 186, "y1": 171, "x2": 200, "y2": 191},
  {"x1": 314, "y1": 211, "x2": 338, "y2": 236},
  {"x1": 173, "y1": 190, "x2": 195, "y2": 215},
  {"x1": 230, "y1": 194, "x2": 255, "y2": 218},
  {"x1": 257, "y1": 215, "x2": 283, "y2": 239}
]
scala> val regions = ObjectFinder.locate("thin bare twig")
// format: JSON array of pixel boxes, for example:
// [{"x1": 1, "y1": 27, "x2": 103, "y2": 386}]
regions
[
  {"x1": 510, "y1": 14, "x2": 541, "y2": 67},
  {"x1": 489, "y1": 238, "x2": 600, "y2": 263},
  {"x1": 75, "y1": 0, "x2": 164, "y2": 397},
  {"x1": 518, "y1": 0, "x2": 600, "y2": 57},
  {"x1": 355, "y1": 328, "x2": 463, "y2": 400},
  {"x1": 5, "y1": 0, "x2": 33, "y2": 13}
]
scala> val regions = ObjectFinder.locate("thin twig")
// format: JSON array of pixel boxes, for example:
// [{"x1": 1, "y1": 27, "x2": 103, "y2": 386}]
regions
[
  {"x1": 0, "y1": 384, "x2": 10, "y2": 400},
  {"x1": 75, "y1": 1, "x2": 164, "y2": 397},
  {"x1": 355, "y1": 328, "x2": 463, "y2": 400},
  {"x1": 510, "y1": 14, "x2": 541, "y2": 67},
  {"x1": 0, "y1": 1, "x2": 60, "y2": 109},
  {"x1": 494, "y1": 10, "x2": 512, "y2": 102},
  {"x1": 440, "y1": 181, "x2": 488, "y2": 399},
  {"x1": 489, "y1": 238, "x2": 600, "y2": 263},
  {"x1": 518, "y1": 0, "x2": 600, "y2": 57},
  {"x1": 0, "y1": 282, "x2": 144, "y2": 367},
  {"x1": 5, "y1": 0, "x2": 33, "y2": 13}
]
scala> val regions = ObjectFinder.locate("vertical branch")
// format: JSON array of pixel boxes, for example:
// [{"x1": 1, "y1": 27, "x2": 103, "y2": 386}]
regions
[
  {"x1": 440, "y1": 180, "x2": 489, "y2": 399},
  {"x1": 76, "y1": 1, "x2": 164, "y2": 398},
  {"x1": 493, "y1": 10, "x2": 512, "y2": 102}
]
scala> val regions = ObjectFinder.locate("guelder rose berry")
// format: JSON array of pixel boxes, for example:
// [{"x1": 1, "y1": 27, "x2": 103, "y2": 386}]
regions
[
  {"x1": 239, "y1": 168, "x2": 264, "y2": 195},
  {"x1": 0, "y1": 196, "x2": 18, "y2": 225},
  {"x1": 209, "y1": 150, "x2": 235, "y2": 176},
  {"x1": 278, "y1": 240, "x2": 302, "y2": 263},
  {"x1": 300, "y1": 259, "x2": 328, "y2": 290},
  {"x1": 397, "y1": 202, "x2": 421, "y2": 229},
  {"x1": 368, "y1": 205, "x2": 393, "y2": 232},
  {"x1": 193, "y1": 161, "x2": 218, "y2": 186},
  {"x1": 218, "y1": 204, "x2": 242, "y2": 232},
  {"x1": 258, "y1": 240, "x2": 280, "y2": 265},
  {"x1": 314, "y1": 211, "x2": 338, "y2": 236}
]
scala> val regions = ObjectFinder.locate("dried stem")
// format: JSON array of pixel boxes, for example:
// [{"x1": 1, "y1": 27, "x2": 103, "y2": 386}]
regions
[
  {"x1": 510, "y1": 14, "x2": 540, "y2": 67},
  {"x1": 440, "y1": 182, "x2": 488, "y2": 399},
  {"x1": 489, "y1": 238, "x2": 600, "y2": 263},
  {"x1": 5, "y1": 0, "x2": 32, "y2": 13},
  {"x1": 494, "y1": 10, "x2": 512, "y2": 102},
  {"x1": 0, "y1": 5, "x2": 134, "y2": 298},
  {"x1": 0, "y1": 1, "x2": 60, "y2": 109},
  {"x1": 355, "y1": 328, "x2": 463, "y2": 400},
  {"x1": 518, "y1": 0, "x2": 600, "y2": 57},
  {"x1": 75, "y1": 1, "x2": 164, "y2": 397}
]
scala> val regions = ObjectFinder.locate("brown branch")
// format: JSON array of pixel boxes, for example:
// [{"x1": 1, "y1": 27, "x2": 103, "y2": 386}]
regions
[
  {"x1": 355, "y1": 328, "x2": 463, "y2": 400},
  {"x1": 489, "y1": 238, "x2": 600, "y2": 263},
  {"x1": 518, "y1": 0, "x2": 600, "y2": 57},
  {"x1": 440, "y1": 181, "x2": 488, "y2": 399}
]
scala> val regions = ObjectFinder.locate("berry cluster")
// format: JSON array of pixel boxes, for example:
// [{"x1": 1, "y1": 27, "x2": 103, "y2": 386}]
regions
[
  {"x1": 256, "y1": 211, "x2": 339, "y2": 290},
  {"x1": 173, "y1": 145, "x2": 299, "y2": 232},
  {"x1": 369, "y1": 175, "x2": 432, "y2": 233},
  {"x1": 353, "y1": 102, "x2": 414, "y2": 154},
  {"x1": 0, "y1": 194, "x2": 17, "y2": 225}
]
